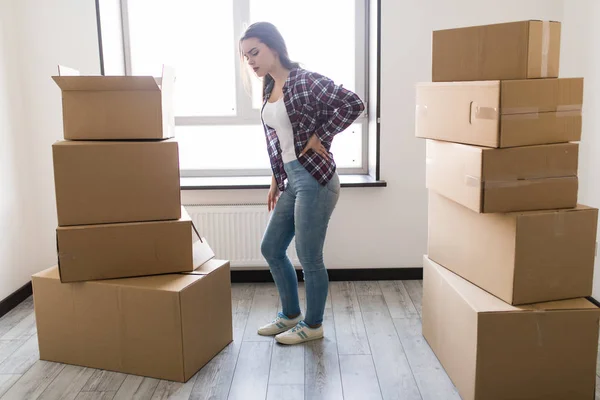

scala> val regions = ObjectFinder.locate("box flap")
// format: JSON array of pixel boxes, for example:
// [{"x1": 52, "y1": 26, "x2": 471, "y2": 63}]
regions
[
  {"x1": 52, "y1": 76, "x2": 160, "y2": 91},
  {"x1": 52, "y1": 64, "x2": 174, "y2": 91},
  {"x1": 32, "y1": 266, "x2": 61, "y2": 280},
  {"x1": 191, "y1": 237, "x2": 215, "y2": 268},
  {"x1": 183, "y1": 259, "x2": 229, "y2": 276},
  {"x1": 424, "y1": 256, "x2": 598, "y2": 313}
]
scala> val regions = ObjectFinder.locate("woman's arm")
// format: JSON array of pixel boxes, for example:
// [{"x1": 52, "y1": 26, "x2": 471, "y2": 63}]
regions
[{"x1": 308, "y1": 73, "x2": 365, "y2": 142}]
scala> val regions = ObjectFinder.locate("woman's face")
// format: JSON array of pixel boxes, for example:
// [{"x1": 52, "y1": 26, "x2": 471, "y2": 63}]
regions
[{"x1": 241, "y1": 38, "x2": 277, "y2": 78}]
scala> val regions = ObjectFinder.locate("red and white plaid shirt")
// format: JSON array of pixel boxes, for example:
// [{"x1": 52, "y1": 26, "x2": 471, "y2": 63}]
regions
[{"x1": 261, "y1": 68, "x2": 365, "y2": 192}]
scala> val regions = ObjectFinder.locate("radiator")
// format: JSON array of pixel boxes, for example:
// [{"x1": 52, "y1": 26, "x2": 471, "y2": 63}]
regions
[{"x1": 184, "y1": 204, "x2": 300, "y2": 268}]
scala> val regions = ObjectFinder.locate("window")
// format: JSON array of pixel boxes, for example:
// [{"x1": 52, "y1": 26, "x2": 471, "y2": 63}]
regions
[{"x1": 99, "y1": 0, "x2": 371, "y2": 178}]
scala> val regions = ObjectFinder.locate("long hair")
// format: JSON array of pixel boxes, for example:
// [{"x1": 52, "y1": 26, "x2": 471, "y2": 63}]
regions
[{"x1": 239, "y1": 22, "x2": 300, "y2": 101}]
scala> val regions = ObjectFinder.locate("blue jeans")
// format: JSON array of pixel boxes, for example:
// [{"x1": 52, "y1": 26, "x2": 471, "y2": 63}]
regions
[{"x1": 260, "y1": 159, "x2": 340, "y2": 326}]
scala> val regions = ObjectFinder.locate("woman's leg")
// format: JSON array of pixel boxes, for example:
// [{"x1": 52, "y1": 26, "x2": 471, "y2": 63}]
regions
[
  {"x1": 294, "y1": 173, "x2": 340, "y2": 327},
  {"x1": 260, "y1": 188, "x2": 301, "y2": 318}
]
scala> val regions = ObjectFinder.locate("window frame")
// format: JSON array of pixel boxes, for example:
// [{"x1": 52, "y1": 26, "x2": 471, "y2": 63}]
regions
[{"x1": 96, "y1": 0, "x2": 381, "y2": 182}]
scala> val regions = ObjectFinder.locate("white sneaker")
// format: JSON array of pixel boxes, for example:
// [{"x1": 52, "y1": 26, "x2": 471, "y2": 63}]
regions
[
  {"x1": 257, "y1": 312, "x2": 304, "y2": 336},
  {"x1": 275, "y1": 321, "x2": 324, "y2": 345}
]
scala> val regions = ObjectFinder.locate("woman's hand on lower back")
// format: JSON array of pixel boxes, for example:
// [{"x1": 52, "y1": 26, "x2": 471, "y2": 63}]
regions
[{"x1": 300, "y1": 134, "x2": 329, "y2": 160}]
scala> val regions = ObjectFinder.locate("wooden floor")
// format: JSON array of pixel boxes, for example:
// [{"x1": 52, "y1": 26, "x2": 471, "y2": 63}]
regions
[{"x1": 0, "y1": 280, "x2": 599, "y2": 400}]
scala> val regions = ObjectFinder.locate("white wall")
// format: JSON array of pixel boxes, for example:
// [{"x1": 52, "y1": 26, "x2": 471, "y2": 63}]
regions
[
  {"x1": 0, "y1": 0, "x2": 27, "y2": 301},
  {"x1": 561, "y1": 0, "x2": 600, "y2": 297},
  {"x1": 0, "y1": 0, "x2": 100, "y2": 300}
]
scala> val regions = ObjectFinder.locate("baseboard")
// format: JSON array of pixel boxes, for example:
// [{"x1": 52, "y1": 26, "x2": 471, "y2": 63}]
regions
[
  {"x1": 230, "y1": 268, "x2": 423, "y2": 283},
  {"x1": 0, "y1": 281, "x2": 33, "y2": 319}
]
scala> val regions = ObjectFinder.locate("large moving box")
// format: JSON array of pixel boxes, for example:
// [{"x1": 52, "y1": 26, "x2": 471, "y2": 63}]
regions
[
  {"x1": 32, "y1": 259, "x2": 232, "y2": 383},
  {"x1": 432, "y1": 20, "x2": 561, "y2": 82},
  {"x1": 52, "y1": 65, "x2": 175, "y2": 140},
  {"x1": 422, "y1": 256, "x2": 600, "y2": 400},
  {"x1": 53, "y1": 140, "x2": 181, "y2": 226},
  {"x1": 426, "y1": 140, "x2": 578, "y2": 213},
  {"x1": 415, "y1": 78, "x2": 583, "y2": 148},
  {"x1": 56, "y1": 207, "x2": 215, "y2": 283},
  {"x1": 427, "y1": 191, "x2": 598, "y2": 305}
]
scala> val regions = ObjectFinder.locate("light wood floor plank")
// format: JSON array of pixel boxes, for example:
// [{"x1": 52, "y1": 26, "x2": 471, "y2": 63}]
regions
[
  {"x1": 227, "y1": 341, "x2": 272, "y2": 400},
  {"x1": 394, "y1": 318, "x2": 460, "y2": 400},
  {"x1": 402, "y1": 281, "x2": 423, "y2": 317},
  {"x1": 37, "y1": 365, "x2": 95, "y2": 400},
  {"x1": 339, "y1": 355, "x2": 383, "y2": 400},
  {"x1": 359, "y1": 295, "x2": 421, "y2": 400},
  {"x1": 0, "y1": 361, "x2": 64, "y2": 400},
  {"x1": 379, "y1": 281, "x2": 419, "y2": 319}
]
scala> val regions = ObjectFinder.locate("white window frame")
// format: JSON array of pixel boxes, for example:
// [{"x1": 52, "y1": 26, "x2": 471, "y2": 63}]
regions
[{"x1": 108, "y1": 0, "x2": 371, "y2": 178}]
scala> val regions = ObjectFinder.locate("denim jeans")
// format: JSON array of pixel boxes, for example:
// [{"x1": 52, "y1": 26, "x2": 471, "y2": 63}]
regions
[{"x1": 260, "y1": 159, "x2": 340, "y2": 326}]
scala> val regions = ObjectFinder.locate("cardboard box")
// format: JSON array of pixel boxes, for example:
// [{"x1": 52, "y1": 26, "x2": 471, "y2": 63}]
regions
[
  {"x1": 32, "y1": 259, "x2": 232, "y2": 383},
  {"x1": 432, "y1": 20, "x2": 561, "y2": 82},
  {"x1": 53, "y1": 140, "x2": 181, "y2": 226},
  {"x1": 422, "y1": 256, "x2": 600, "y2": 400},
  {"x1": 56, "y1": 207, "x2": 215, "y2": 283},
  {"x1": 416, "y1": 78, "x2": 583, "y2": 148},
  {"x1": 52, "y1": 65, "x2": 175, "y2": 140},
  {"x1": 426, "y1": 140, "x2": 578, "y2": 213},
  {"x1": 427, "y1": 191, "x2": 598, "y2": 305}
]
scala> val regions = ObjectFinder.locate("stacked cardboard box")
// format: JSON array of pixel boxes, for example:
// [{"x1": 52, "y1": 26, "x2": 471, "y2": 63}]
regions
[
  {"x1": 415, "y1": 20, "x2": 600, "y2": 399},
  {"x1": 31, "y1": 66, "x2": 233, "y2": 382}
]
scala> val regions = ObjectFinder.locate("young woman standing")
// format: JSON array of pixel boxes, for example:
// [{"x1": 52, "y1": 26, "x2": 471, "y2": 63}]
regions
[{"x1": 240, "y1": 22, "x2": 365, "y2": 345}]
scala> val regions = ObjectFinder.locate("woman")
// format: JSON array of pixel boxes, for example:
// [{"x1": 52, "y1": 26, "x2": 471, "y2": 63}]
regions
[{"x1": 240, "y1": 22, "x2": 365, "y2": 345}]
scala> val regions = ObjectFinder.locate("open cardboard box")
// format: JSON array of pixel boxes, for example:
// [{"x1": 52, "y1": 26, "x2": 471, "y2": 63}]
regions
[{"x1": 52, "y1": 64, "x2": 175, "y2": 140}]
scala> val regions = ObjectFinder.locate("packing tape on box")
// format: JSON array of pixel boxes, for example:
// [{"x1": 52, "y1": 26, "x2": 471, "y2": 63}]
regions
[
  {"x1": 483, "y1": 180, "x2": 528, "y2": 189},
  {"x1": 541, "y1": 20, "x2": 550, "y2": 77},
  {"x1": 500, "y1": 104, "x2": 582, "y2": 119},
  {"x1": 464, "y1": 175, "x2": 481, "y2": 187},
  {"x1": 557, "y1": 104, "x2": 582, "y2": 112},
  {"x1": 501, "y1": 108, "x2": 582, "y2": 120},
  {"x1": 471, "y1": 104, "x2": 499, "y2": 121},
  {"x1": 464, "y1": 177, "x2": 544, "y2": 188},
  {"x1": 501, "y1": 107, "x2": 541, "y2": 115},
  {"x1": 416, "y1": 104, "x2": 428, "y2": 118},
  {"x1": 556, "y1": 109, "x2": 583, "y2": 118},
  {"x1": 554, "y1": 211, "x2": 566, "y2": 236},
  {"x1": 556, "y1": 105, "x2": 583, "y2": 118},
  {"x1": 502, "y1": 113, "x2": 540, "y2": 121}
]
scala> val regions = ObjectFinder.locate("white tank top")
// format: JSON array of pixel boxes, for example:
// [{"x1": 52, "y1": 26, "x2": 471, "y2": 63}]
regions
[{"x1": 262, "y1": 98, "x2": 297, "y2": 163}]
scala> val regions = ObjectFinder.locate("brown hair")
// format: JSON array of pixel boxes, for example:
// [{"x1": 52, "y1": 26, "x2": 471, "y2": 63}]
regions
[{"x1": 239, "y1": 22, "x2": 300, "y2": 100}]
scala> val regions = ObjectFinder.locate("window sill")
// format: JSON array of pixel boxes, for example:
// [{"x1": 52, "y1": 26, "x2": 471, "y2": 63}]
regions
[{"x1": 180, "y1": 175, "x2": 387, "y2": 190}]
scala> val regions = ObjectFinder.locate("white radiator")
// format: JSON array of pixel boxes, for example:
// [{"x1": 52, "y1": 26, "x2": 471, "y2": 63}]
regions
[{"x1": 184, "y1": 204, "x2": 300, "y2": 268}]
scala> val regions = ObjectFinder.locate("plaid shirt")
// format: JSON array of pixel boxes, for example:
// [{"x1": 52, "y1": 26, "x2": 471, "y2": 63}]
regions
[{"x1": 261, "y1": 68, "x2": 365, "y2": 192}]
